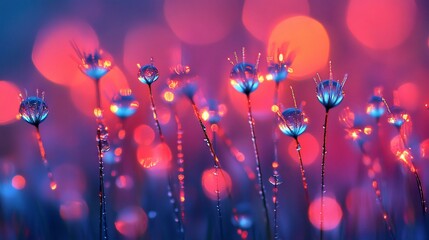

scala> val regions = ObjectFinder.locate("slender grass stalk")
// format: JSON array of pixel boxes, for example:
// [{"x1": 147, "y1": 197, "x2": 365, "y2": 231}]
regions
[
  {"x1": 320, "y1": 110, "x2": 329, "y2": 240},
  {"x1": 146, "y1": 85, "x2": 184, "y2": 238},
  {"x1": 148, "y1": 84, "x2": 165, "y2": 142},
  {"x1": 189, "y1": 98, "x2": 225, "y2": 239},
  {"x1": 246, "y1": 94, "x2": 271, "y2": 240},
  {"x1": 295, "y1": 138, "x2": 310, "y2": 206},
  {"x1": 174, "y1": 112, "x2": 186, "y2": 224},
  {"x1": 357, "y1": 143, "x2": 396, "y2": 239},
  {"x1": 94, "y1": 79, "x2": 109, "y2": 240},
  {"x1": 35, "y1": 126, "x2": 56, "y2": 190},
  {"x1": 272, "y1": 82, "x2": 281, "y2": 239}
]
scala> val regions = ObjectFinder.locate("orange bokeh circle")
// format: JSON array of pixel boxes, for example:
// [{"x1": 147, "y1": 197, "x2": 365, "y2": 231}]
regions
[
  {"x1": 308, "y1": 196, "x2": 343, "y2": 230},
  {"x1": 201, "y1": 168, "x2": 232, "y2": 200},
  {"x1": 163, "y1": 0, "x2": 240, "y2": 45},
  {"x1": 287, "y1": 132, "x2": 319, "y2": 166},
  {"x1": 242, "y1": 0, "x2": 310, "y2": 42},
  {"x1": 0, "y1": 81, "x2": 21, "y2": 125},
  {"x1": 346, "y1": 0, "x2": 416, "y2": 50},
  {"x1": 268, "y1": 16, "x2": 330, "y2": 80},
  {"x1": 32, "y1": 20, "x2": 99, "y2": 86}
]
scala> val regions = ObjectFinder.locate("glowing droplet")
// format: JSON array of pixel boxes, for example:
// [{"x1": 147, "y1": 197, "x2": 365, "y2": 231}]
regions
[
  {"x1": 366, "y1": 95, "x2": 385, "y2": 119},
  {"x1": 74, "y1": 47, "x2": 113, "y2": 80},
  {"x1": 138, "y1": 63, "x2": 159, "y2": 85},
  {"x1": 278, "y1": 108, "x2": 308, "y2": 138},
  {"x1": 269, "y1": 175, "x2": 283, "y2": 185},
  {"x1": 230, "y1": 62, "x2": 259, "y2": 95},
  {"x1": 110, "y1": 89, "x2": 139, "y2": 118},
  {"x1": 19, "y1": 95, "x2": 49, "y2": 126},
  {"x1": 387, "y1": 106, "x2": 409, "y2": 128}
]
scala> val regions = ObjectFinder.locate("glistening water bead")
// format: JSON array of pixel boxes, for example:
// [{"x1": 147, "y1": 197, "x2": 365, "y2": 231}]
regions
[
  {"x1": 110, "y1": 90, "x2": 139, "y2": 118},
  {"x1": 19, "y1": 96, "x2": 49, "y2": 126},
  {"x1": 267, "y1": 60, "x2": 289, "y2": 83},
  {"x1": 230, "y1": 62, "x2": 259, "y2": 95},
  {"x1": 278, "y1": 108, "x2": 308, "y2": 139},
  {"x1": 387, "y1": 106, "x2": 409, "y2": 128},
  {"x1": 366, "y1": 96, "x2": 385, "y2": 119},
  {"x1": 138, "y1": 63, "x2": 159, "y2": 85}
]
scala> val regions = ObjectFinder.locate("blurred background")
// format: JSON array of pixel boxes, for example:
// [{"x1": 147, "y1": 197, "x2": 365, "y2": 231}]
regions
[{"x1": 1, "y1": 0, "x2": 429, "y2": 239}]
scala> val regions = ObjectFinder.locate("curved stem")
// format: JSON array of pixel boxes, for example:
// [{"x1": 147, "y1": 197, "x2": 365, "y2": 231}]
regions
[
  {"x1": 189, "y1": 98, "x2": 221, "y2": 168},
  {"x1": 320, "y1": 110, "x2": 329, "y2": 240},
  {"x1": 412, "y1": 166, "x2": 428, "y2": 214},
  {"x1": 189, "y1": 98, "x2": 228, "y2": 239},
  {"x1": 35, "y1": 126, "x2": 56, "y2": 190},
  {"x1": 296, "y1": 138, "x2": 310, "y2": 207},
  {"x1": 398, "y1": 129, "x2": 428, "y2": 215},
  {"x1": 246, "y1": 94, "x2": 271, "y2": 240},
  {"x1": 148, "y1": 84, "x2": 165, "y2": 143}
]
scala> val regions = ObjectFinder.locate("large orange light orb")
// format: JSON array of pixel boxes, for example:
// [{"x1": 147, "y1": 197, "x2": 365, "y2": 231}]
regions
[{"x1": 268, "y1": 16, "x2": 330, "y2": 80}]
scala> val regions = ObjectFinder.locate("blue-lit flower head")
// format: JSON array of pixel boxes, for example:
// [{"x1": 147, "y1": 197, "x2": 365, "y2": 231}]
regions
[
  {"x1": 388, "y1": 106, "x2": 410, "y2": 128},
  {"x1": 110, "y1": 89, "x2": 139, "y2": 118},
  {"x1": 201, "y1": 99, "x2": 227, "y2": 125},
  {"x1": 72, "y1": 43, "x2": 112, "y2": 80},
  {"x1": 167, "y1": 64, "x2": 197, "y2": 99},
  {"x1": 278, "y1": 108, "x2": 308, "y2": 139},
  {"x1": 266, "y1": 51, "x2": 294, "y2": 83},
  {"x1": 367, "y1": 95, "x2": 385, "y2": 119},
  {"x1": 380, "y1": 97, "x2": 410, "y2": 129},
  {"x1": 366, "y1": 88, "x2": 385, "y2": 119},
  {"x1": 19, "y1": 90, "x2": 49, "y2": 127},
  {"x1": 229, "y1": 47, "x2": 262, "y2": 96},
  {"x1": 315, "y1": 62, "x2": 347, "y2": 111},
  {"x1": 339, "y1": 107, "x2": 372, "y2": 142},
  {"x1": 137, "y1": 59, "x2": 159, "y2": 85}
]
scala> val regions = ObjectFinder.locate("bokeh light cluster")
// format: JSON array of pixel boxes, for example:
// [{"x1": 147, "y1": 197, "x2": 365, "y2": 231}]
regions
[{"x1": 1, "y1": 0, "x2": 429, "y2": 239}]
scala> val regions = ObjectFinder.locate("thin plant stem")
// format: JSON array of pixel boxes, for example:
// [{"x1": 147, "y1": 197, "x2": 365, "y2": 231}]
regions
[
  {"x1": 273, "y1": 177, "x2": 279, "y2": 240},
  {"x1": 295, "y1": 138, "x2": 310, "y2": 207},
  {"x1": 398, "y1": 128, "x2": 428, "y2": 215},
  {"x1": 148, "y1": 87, "x2": 184, "y2": 238},
  {"x1": 216, "y1": 126, "x2": 253, "y2": 180},
  {"x1": 272, "y1": 82, "x2": 280, "y2": 239},
  {"x1": 174, "y1": 113, "x2": 186, "y2": 224},
  {"x1": 189, "y1": 98, "x2": 221, "y2": 168},
  {"x1": 358, "y1": 142, "x2": 396, "y2": 239},
  {"x1": 412, "y1": 169, "x2": 428, "y2": 214},
  {"x1": 148, "y1": 84, "x2": 165, "y2": 142},
  {"x1": 189, "y1": 98, "x2": 225, "y2": 239},
  {"x1": 167, "y1": 172, "x2": 185, "y2": 239},
  {"x1": 94, "y1": 79, "x2": 108, "y2": 240},
  {"x1": 320, "y1": 110, "x2": 329, "y2": 240},
  {"x1": 246, "y1": 94, "x2": 271, "y2": 240},
  {"x1": 96, "y1": 126, "x2": 107, "y2": 240},
  {"x1": 35, "y1": 126, "x2": 56, "y2": 190},
  {"x1": 213, "y1": 128, "x2": 225, "y2": 240}
]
